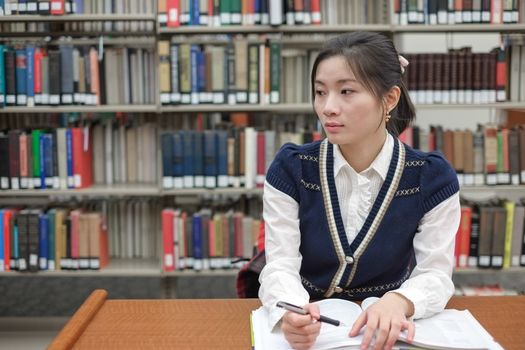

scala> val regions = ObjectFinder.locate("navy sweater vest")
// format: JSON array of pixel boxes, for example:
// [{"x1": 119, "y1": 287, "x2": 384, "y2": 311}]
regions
[{"x1": 265, "y1": 137, "x2": 459, "y2": 301}]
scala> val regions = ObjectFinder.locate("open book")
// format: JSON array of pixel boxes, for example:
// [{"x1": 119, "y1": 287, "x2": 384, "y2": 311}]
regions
[{"x1": 251, "y1": 298, "x2": 503, "y2": 350}]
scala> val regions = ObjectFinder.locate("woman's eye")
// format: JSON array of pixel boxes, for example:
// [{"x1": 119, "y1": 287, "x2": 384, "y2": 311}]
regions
[
  {"x1": 341, "y1": 89, "x2": 353, "y2": 95},
  {"x1": 315, "y1": 90, "x2": 326, "y2": 96}
]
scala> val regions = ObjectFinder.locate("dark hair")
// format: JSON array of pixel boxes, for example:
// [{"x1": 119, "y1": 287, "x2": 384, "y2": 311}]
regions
[{"x1": 311, "y1": 31, "x2": 415, "y2": 136}]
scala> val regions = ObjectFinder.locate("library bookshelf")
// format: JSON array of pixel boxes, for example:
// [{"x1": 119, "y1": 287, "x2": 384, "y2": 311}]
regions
[{"x1": 1, "y1": 0, "x2": 525, "y2": 316}]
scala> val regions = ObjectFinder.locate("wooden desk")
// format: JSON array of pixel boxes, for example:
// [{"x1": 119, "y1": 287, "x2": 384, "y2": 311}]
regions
[{"x1": 48, "y1": 290, "x2": 525, "y2": 350}]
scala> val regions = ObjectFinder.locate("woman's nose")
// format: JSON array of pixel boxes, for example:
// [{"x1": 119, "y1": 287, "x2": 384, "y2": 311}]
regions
[{"x1": 322, "y1": 94, "x2": 340, "y2": 116}]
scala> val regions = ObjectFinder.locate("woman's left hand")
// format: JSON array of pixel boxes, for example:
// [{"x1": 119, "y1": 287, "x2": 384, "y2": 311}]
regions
[{"x1": 349, "y1": 293, "x2": 415, "y2": 350}]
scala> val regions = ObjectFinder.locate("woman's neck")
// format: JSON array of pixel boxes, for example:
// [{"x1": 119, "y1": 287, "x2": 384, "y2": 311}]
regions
[{"x1": 338, "y1": 131, "x2": 387, "y2": 173}]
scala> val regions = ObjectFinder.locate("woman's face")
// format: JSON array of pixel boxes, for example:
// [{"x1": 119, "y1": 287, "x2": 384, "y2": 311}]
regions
[{"x1": 313, "y1": 55, "x2": 385, "y2": 148}]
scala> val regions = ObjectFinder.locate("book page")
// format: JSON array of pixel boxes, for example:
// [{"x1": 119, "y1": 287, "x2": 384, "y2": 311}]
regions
[
  {"x1": 398, "y1": 310, "x2": 503, "y2": 350},
  {"x1": 252, "y1": 298, "x2": 363, "y2": 350}
]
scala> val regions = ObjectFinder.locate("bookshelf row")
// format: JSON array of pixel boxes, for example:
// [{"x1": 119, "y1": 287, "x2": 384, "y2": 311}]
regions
[
  {"x1": 3, "y1": 34, "x2": 523, "y2": 108},
  {"x1": 5, "y1": 114, "x2": 525, "y2": 192},
  {"x1": 2, "y1": 102, "x2": 525, "y2": 114}
]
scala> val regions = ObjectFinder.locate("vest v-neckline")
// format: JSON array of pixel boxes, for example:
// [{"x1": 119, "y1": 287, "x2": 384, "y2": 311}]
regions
[{"x1": 319, "y1": 137, "x2": 406, "y2": 292}]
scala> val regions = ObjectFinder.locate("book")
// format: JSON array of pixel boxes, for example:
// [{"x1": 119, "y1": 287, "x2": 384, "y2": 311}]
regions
[{"x1": 251, "y1": 298, "x2": 503, "y2": 350}]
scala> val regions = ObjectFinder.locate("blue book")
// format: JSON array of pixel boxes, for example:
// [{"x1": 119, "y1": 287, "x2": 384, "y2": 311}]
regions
[
  {"x1": 15, "y1": 49, "x2": 28, "y2": 106},
  {"x1": 196, "y1": 48, "x2": 207, "y2": 103},
  {"x1": 11, "y1": 221, "x2": 19, "y2": 270},
  {"x1": 191, "y1": 0, "x2": 200, "y2": 25},
  {"x1": 43, "y1": 134, "x2": 53, "y2": 188},
  {"x1": 0, "y1": 210, "x2": 4, "y2": 271},
  {"x1": 182, "y1": 130, "x2": 194, "y2": 188},
  {"x1": 73, "y1": 0, "x2": 83, "y2": 14},
  {"x1": 0, "y1": 44, "x2": 5, "y2": 107},
  {"x1": 0, "y1": 1, "x2": 4, "y2": 16},
  {"x1": 161, "y1": 133, "x2": 174, "y2": 189},
  {"x1": 203, "y1": 130, "x2": 217, "y2": 188},
  {"x1": 216, "y1": 130, "x2": 228, "y2": 187},
  {"x1": 172, "y1": 132, "x2": 184, "y2": 189},
  {"x1": 66, "y1": 128, "x2": 74, "y2": 188},
  {"x1": 193, "y1": 131, "x2": 204, "y2": 187},
  {"x1": 39, "y1": 133, "x2": 46, "y2": 190},
  {"x1": 190, "y1": 45, "x2": 199, "y2": 104},
  {"x1": 47, "y1": 209, "x2": 56, "y2": 271},
  {"x1": 26, "y1": 45, "x2": 35, "y2": 107},
  {"x1": 254, "y1": 0, "x2": 261, "y2": 24},
  {"x1": 192, "y1": 213, "x2": 203, "y2": 271},
  {"x1": 38, "y1": 214, "x2": 49, "y2": 270}
]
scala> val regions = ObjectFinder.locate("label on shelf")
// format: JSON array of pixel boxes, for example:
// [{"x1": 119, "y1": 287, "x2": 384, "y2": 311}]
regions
[
  {"x1": 160, "y1": 93, "x2": 171, "y2": 104},
  {"x1": 463, "y1": 174, "x2": 474, "y2": 186},
  {"x1": 41, "y1": 94, "x2": 49, "y2": 105},
  {"x1": 10, "y1": 178, "x2": 19, "y2": 190},
  {"x1": 33, "y1": 177, "x2": 41, "y2": 188},
  {"x1": 183, "y1": 176, "x2": 194, "y2": 188},
  {"x1": 17, "y1": 95, "x2": 27, "y2": 106},
  {"x1": 486, "y1": 174, "x2": 497, "y2": 186},
  {"x1": 6, "y1": 95, "x2": 15, "y2": 104},
  {"x1": 1, "y1": 178, "x2": 8, "y2": 189},
  {"x1": 163, "y1": 177, "x2": 174, "y2": 189},
  {"x1": 27, "y1": 3, "x2": 37, "y2": 11},
  {"x1": 61, "y1": 94, "x2": 73, "y2": 104},
  {"x1": 170, "y1": 93, "x2": 181, "y2": 104},
  {"x1": 51, "y1": 1, "x2": 62, "y2": 11},
  {"x1": 213, "y1": 93, "x2": 224, "y2": 104},
  {"x1": 194, "y1": 176, "x2": 204, "y2": 188},
  {"x1": 512, "y1": 175, "x2": 520, "y2": 185},
  {"x1": 39, "y1": 2, "x2": 50, "y2": 11},
  {"x1": 158, "y1": 14, "x2": 168, "y2": 24},
  {"x1": 49, "y1": 95, "x2": 60, "y2": 105},
  {"x1": 497, "y1": 173, "x2": 510, "y2": 184},
  {"x1": 174, "y1": 177, "x2": 184, "y2": 189}
]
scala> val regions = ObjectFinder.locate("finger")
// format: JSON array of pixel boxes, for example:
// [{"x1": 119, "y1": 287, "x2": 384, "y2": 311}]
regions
[
  {"x1": 284, "y1": 311, "x2": 316, "y2": 328},
  {"x1": 384, "y1": 320, "x2": 403, "y2": 350},
  {"x1": 284, "y1": 329, "x2": 319, "y2": 349},
  {"x1": 360, "y1": 313, "x2": 379, "y2": 350},
  {"x1": 283, "y1": 318, "x2": 321, "y2": 337},
  {"x1": 404, "y1": 320, "x2": 415, "y2": 342},
  {"x1": 304, "y1": 303, "x2": 321, "y2": 321},
  {"x1": 349, "y1": 311, "x2": 367, "y2": 337},
  {"x1": 372, "y1": 317, "x2": 390, "y2": 350}
]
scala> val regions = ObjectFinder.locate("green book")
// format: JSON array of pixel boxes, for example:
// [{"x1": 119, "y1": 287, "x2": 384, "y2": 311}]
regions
[
  {"x1": 270, "y1": 42, "x2": 281, "y2": 104},
  {"x1": 31, "y1": 129, "x2": 42, "y2": 188}
]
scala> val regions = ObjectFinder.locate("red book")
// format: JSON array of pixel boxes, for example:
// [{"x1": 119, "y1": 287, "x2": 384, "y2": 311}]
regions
[
  {"x1": 33, "y1": 48, "x2": 43, "y2": 98},
  {"x1": 495, "y1": 48, "x2": 507, "y2": 102},
  {"x1": 3, "y1": 210, "x2": 11, "y2": 271},
  {"x1": 167, "y1": 0, "x2": 180, "y2": 27},
  {"x1": 311, "y1": 0, "x2": 321, "y2": 24},
  {"x1": 458, "y1": 206, "x2": 472, "y2": 268},
  {"x1": 71, "y1": 127, "x2": 93, "y2": 189},
  {"x1": 256, "y1": 131, "x2": 265, "y2": 188},
  {"x1": 162, "y1": 209, "x2": 175, "y2": 272},
  {"x1": 50, "y1": 0, "x2": 64, "y2": 15}
]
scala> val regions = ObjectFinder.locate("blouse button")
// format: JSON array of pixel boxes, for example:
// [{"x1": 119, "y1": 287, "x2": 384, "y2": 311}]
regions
[
  {"x1": 334, "y1": 286, "x2": 343, "y2": 293},
  {"x1": 345, "y1": 256, "x2": 354, "y2": 264}
]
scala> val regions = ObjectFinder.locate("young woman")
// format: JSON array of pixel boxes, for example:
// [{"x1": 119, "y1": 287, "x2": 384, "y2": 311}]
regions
[{"x1": 258, "y1": 31, "x2": 460, "y2": 350}]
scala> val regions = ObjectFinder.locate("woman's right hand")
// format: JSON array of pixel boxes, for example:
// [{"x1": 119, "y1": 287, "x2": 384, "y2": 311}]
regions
[{"x1": 281, "y1": 303, "x2": 322, "y2": 350}]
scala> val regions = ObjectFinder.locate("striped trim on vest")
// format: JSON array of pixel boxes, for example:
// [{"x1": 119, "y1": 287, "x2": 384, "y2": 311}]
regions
[{"x1": 319, "y1": 138, "x2": 406, "y2": 297}]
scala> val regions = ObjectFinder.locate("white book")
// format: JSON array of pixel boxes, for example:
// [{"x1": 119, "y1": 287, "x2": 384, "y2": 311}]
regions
[
  {"x1": 252, "y1": 299, "x2": 503, "y2": 350},
  {"x1": 244, "y1": 127, "x2": 257, "y2": 189}
]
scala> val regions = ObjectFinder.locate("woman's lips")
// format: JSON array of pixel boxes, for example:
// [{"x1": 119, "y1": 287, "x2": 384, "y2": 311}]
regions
[{"x1": 325, "y1": 123, "x2": 344, "y2": 133}]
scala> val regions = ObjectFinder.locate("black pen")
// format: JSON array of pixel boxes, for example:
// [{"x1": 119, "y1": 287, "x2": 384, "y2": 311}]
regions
[{"x1": 276, "y1": 301, "x2": 342, "y2": 327}]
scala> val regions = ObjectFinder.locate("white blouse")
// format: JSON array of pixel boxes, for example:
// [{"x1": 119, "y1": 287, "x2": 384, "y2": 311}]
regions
[{"x1": 259, "y1": 133, "x2": 461, "y2": 329}]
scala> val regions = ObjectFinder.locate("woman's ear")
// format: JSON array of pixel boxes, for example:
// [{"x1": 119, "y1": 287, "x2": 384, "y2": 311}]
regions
[{"x1": 385, "y1": 86, "x2": 401, "y2": 113}]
